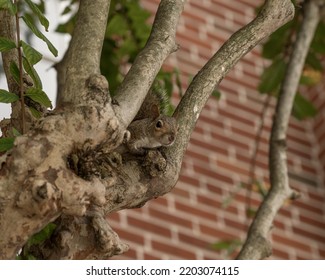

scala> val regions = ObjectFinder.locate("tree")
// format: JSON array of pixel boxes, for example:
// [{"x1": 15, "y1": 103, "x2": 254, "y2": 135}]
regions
[{"x1": 0, "y1": 0, "x2": 323, "y2": 260}]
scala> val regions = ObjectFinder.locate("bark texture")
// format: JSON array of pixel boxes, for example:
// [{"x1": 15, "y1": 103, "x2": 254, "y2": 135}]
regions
[
  {"x1": 0, "y1": 0, "x2": 295, "y2": 259},
  {"x1": 237, "y1": 0, "x2": 321, "y2": 260}
]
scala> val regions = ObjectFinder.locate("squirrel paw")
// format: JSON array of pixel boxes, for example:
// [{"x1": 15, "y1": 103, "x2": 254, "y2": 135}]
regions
[{"x1": 123, "y1": 130, "x2": 131, "y2": 143}]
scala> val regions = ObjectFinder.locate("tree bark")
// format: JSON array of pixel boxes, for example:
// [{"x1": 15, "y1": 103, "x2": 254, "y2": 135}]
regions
[
  {"x1": 237, "y1": 0, "x2": 321, "y2": 260},
  {"x1": 0, "y1": 0, "x2": 295, "y2": 259}
]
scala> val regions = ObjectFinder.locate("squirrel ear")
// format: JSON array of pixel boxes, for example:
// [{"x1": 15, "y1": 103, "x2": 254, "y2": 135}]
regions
[{"x1": 150, "y1": 104, "x2": 160, "y2": 118}]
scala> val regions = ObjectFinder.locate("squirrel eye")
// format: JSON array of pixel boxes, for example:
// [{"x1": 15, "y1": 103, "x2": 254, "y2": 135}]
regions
[{"x1": 156, "y1": 120, "x2": 163, "y2": 128}]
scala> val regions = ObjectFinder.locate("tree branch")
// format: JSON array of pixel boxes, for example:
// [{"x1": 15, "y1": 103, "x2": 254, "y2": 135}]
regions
[
  {"x1": 114, "y1": 0, "x2": 183, "y2": 127},
  {"x1": 167, "y1": 0, "x2": 295, "y2": 168},
  {"x1": 58, "y1": 0, "x2": 111, "y2": 105},
  {"x1": 237, "y1": 0, "x2": 321, "y2": 260},
  {"x1": 0, "y1": 9, "x2": 19, "y2": 94}
]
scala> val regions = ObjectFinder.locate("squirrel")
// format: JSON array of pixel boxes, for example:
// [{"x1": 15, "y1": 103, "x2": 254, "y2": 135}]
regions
[{"x1": 123, "y1": 87, "x2": 178, "y2": 155}]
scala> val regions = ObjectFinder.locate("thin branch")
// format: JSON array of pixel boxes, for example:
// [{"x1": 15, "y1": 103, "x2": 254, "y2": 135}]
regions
[
  {"x1": 14, "y1": 0, "x2": 26, "y2": 134},
  {"x1": 245, "y1": 94, "x2": 271, "y2": 222},
  {"x1": 114, "y1": 0, "x2": 183, "y2": 127},
  {"x1": 0, "y1": 9, "x2": 19, "y2": 94},
  {"x1": 237, "y1": 0, "x2": 321, "y2": 260},
  {"x1": 59, "y1": 0, "x2": 111, "y2": 105},
  {"x1": 167, "y1": 0, "x2": 295, "y2": 164}
]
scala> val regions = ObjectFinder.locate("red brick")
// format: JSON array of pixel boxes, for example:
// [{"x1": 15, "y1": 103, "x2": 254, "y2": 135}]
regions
[
  {"x1": 293, "y1": 200, "x2": 324, "y2": 215},
  {"x1": 299, "y1": 214, "x2": 325, "y2": 229},
  {"x1": 224, "y1": 217, "x2": 247, "y2": 231},
  {"x1": 199, "y1": 224, "x2": 238, "y2": 239},
  {"x1": 319, "y1": 248, "x2": 325, "y2": 258},
  {"x1": 206, "y1": 182, "x2": 224, "y2": 195},
  {"x1": 272, "y1": 234, "x2": 312, "y2": 253},
  {"x1": 171, "y1": 185, "x2": 191, "y2": 199},
  {"x1": 179, "y1": 173, "x2": 200, "y2": 187},
  {"x1": 178, "y1": 232, "x2": 213, "y2": 250},
  {"x1": 226, "y1": 99, "x2": 263, "y2": 116},
  {"x1": 127, "y1": 216, "x2": 172, "y2": 238},
  {"x1": 144, "y1": 253, "x2": 160, "y2": 260},
  {"x1": 186, "y1": 149, "x2": 210, "y2": 163},
  {"x1": 231, "y1": 125, "x2": 268, "y2": 145},
  {"x1": 300, "y1": 163, "x2": 317, "y2": 175},
  {"x1": 152, "y1": 240, "x2": 196, "y2": 259},
  {"x1": 109, "y1": 212, "x2": 120, "y2": 222},
  {"x1": 212, "y1": 0, "x2": 259, "y2": 16},
  {"x1": 148, "y1": 207, "x2": 193, "y2": 229},
  {"x1": 193, "y1": 165, "x2": 234, "y2": 185},
  {"x1": 273, "y1": 220, "x2": 286, "y2": 230},
  {"x1": 152, "y1": 197, "x2": 168, "y2": 207},
  {"x1": 189, "y1": 137, "x2": 229, "y2": 157},
  {"x1": 272, "y1": 248, "x2": 291, "y2": 259},
  {"x1": 292, "y1": 227, "x2": 325, "y2": 243},
  {"x1": 278, "y1": 208, "x2": 293, "y2": 218},
  {"x1": 234, "y1": 192, "x2": 261, "y2": 208},
  {"x1": 287, "y1": 147, "x2": 312, "y2": 161},
  {"x1": 308, "y1": 191, "x2": 325, "y2": 203},
  {"x1": 218, "y1": 107, "x2": 256, "y2": 127},
  {"x1": 235, "y1": 152, "x2": 269, "y2": 170},
  {"x1": 216, "y1": 159, "x2": 250, "y2": 177},
  {"x1": 115, "y1": 227, "x2": 145, "y2": 245},
  {"x1": 198, "y1": 114, "x2": 225, "y2": 129},
  {"x1": 175, "y1": 200, "x2": 218, "y2": 221}
]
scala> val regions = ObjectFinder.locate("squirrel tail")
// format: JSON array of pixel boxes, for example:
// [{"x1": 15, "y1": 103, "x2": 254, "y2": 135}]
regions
[{"x1": 134, "y1": 85, "x2": 171, "y2": 120}]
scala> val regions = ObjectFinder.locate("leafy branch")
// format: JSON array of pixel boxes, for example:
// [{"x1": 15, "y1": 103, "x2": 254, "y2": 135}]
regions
[{"x1": 0, "y1": 0, "x2": 57, "y2": 147}]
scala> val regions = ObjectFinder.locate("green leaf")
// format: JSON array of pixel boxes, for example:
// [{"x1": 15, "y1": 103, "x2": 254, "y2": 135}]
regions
[
  {"x1": 117, "y1": 37, "x2": 137, "y2": 57},
  {"x1": 212, "y1": 89, "x2": 221, "y2": 100},
  {"x1": 28, "y1": 107, "x2": 42, "y2": 119},
  {"x1": 127, "y1": 1, "x2": 151, "y2": 42},
  {"x1": 246, "y1": 208, "x2": 257, "y2": 218},
  {"x1": 9, "y1": 61, "x2": 20, "y2": 84},
  {"x1": 27, "y1": 223, "x2": 57, "y2": 246},
  {"x1": 0, "y1": 89, "x2": 19, "y2": 103},
  {"x1": 0, "y1": 0, "x2": 17, "y2": 14},
  {"x1": 22, "y1": 56, "x2": 42, "y2": 89},
  {"x1": 21, "y1": 40, "x2": 42, "y2": 65},
  {"x1": 56, "y1": 16, "x2": 76, "y2": 34},
  {"x1": 255, "y1": 180, "x2": 268, "y2": 198},
  {"x1": 0, "y1": 37, "x2": 16, "y2": 52},
  {"x1": 25, "y1": 0, "x2": 49, "y2": 31},
  {"x1": 258, "y1": 58, "x2": 286, "y2": 94},
  {"x1": 25, "y1": 87, "x2": 52, "y2": 108},
  {"x1": 106, "y1": 14, "x2": 129, "y2": 37},
  {"x1": 261, "y1": 21, "x2": 293, "y2": 59},
  {"x1": 292, "y1": 93, "x2": 317, "y2": 120},
  {"x1": 311, "y1": 21, "x2": 325, "y2": 54},
  {"x1": 211, "y1": 240, "x2": 242, "y2": 251},
  {"x1": 12, "y1": 127, "x2": 21, "y2": 137},
  {"x1": 22, "y1": 14, "x2": 58, "y2": 57},
  {"x1": 0, "y1": 137, "x2": 15, "y2": 152},
  {"x1": 305, "y1": 52, "x2": 323, "y2": 71}
]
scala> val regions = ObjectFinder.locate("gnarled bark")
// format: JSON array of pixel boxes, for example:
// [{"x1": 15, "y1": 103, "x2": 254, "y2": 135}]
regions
[{"x1": 0, "y1": 0, "x2": 295, "y2": 259}]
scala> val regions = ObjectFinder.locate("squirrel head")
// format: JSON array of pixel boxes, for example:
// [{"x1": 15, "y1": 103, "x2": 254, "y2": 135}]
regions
[{"x1": 151, "y1": 116, "x2": 178, "y2": 146}]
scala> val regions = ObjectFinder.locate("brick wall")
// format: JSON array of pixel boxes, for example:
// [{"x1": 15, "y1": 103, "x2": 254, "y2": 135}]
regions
[{"x1": 110, "y1": 0, "x2": 325, "y2": 259}]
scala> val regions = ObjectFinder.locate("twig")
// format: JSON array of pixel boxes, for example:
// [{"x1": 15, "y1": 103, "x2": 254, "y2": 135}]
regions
[
  {"x1": 245, "y1": 94, "x2": 272, "y2": 223},
  {"x1": 14, "y1": 0, "x2": 26, "y2": 134}
]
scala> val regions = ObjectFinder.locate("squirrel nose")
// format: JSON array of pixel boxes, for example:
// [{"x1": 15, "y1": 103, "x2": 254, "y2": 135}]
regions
[{"x1": 169, "y1": 135, "x2": 175, "y2": 143}]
